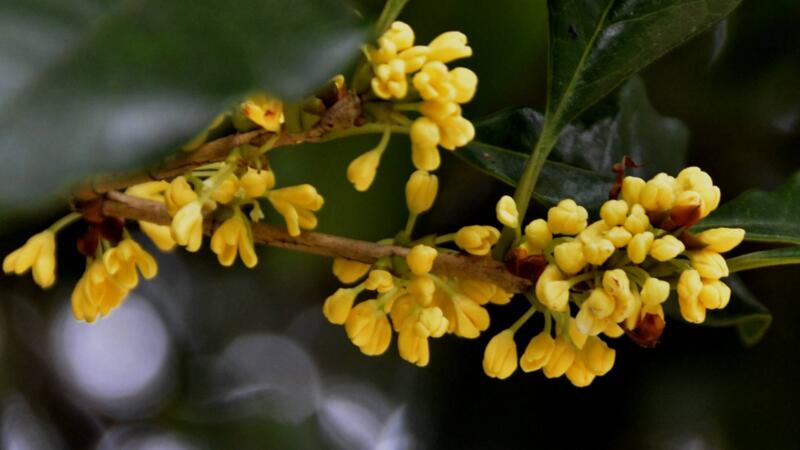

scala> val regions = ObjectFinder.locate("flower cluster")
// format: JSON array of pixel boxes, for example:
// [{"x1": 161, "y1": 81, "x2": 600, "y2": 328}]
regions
[
  {"x1": 347, "y1": 21, "x2": 477, "y2": 194},
  {"x1": 478, "y1": 167, "x2": 744, "y2": 386}
]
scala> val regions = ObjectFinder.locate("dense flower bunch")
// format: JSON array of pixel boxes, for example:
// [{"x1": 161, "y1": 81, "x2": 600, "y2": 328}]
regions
[
  {"x1": 478, "y1": 168, "x2": 744, "y2": 386},
  {"x1": 3, "y1": 94, "x2": 326, "y2": 322},
  {"x1": 348, "y1": 21, "x2": 477, "y2": 192}
]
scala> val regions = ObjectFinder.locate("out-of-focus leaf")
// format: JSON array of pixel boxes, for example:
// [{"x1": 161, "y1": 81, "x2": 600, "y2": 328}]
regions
[
  {"x1": 0, "y1": 0, "x2": 367, "y2": 221},
  {"x1": 704, "y1": 275, "x2": 772, "y2": 346},
  {"x1": 458, "y1": 77, "x2": 688, "y2": 209},
  {"x1": 695, "y1": 172, "x2": 800, "y2": 244},
  {"x1": 727, "y1": 246, "x2": 800, "y2": 273},
  {"x1": 545, "y1": 0, "x2": 743, "y2": 134}
]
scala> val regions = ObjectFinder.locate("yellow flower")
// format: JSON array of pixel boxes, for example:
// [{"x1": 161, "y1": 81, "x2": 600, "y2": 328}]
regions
[
  {"x1": 405, "y1": 170, "x2": 438, "y2": 214},
  {"x1": 641, "y1": 277, "x2": 670, "y2": 306},
  {"x1": 102, "y1": 238, "x2": 158, "y2": 289},
  {"x1": 687, "y1": 250, "x2": 729, "y2": 280},
  {"x1": 639, "y1": 173, "x2": 676, "y2": 212},
  {"x1": 406, "y1": 245, "x2": 437, "y2": 276},
  {"x1": 535, "y1": 264, "x2": 569, "y2": 312},
  {"x1": 364, "y1": 269, "x2": 395, "y2": 293},
  {"x1": 410, "y1": 117, "x2": 442, "y2": 171},
  {"x1": 697, "y1": 228, "x2": 745, "y2": 253},
  {"x1": 676, "y1": 166, "x2": 720, "y2": 217},
  {"x1": 449, "y1": 67, "x2": 478, "y2": 104},
  {"x1": 323, "y1": 288, "x2": 358, "y2": 324},
  {"x1": 623, "y1": 204, "x2": 650, "y2": 234},
  {"x1": 620, "y1": 176, "x2": 645, "y2": 205},
  {"x1": 398, "y1": 327, "x2": 430, "y2": 367},
  {"x1": 456, "y1": 279, "x2": 496, "y2": 305},
  {"x1": 126, "y1": 181, "x2": 176, "y2": 251},
  {"x1": 419, "y1": 102, "x2": 475, "y2": 150},
  {"x1": 582, "y1": 236, "x2": 615, "y2": 266},
  {"x1": 71, "y1": 260, "x2": 129, "y2": 323},
  {"x1": 548, "y1": 199, "x2": 588, "y2": 235},
  {"x1": 267, "y1": 184, "x2": 324, "y2": 236},
  {"x1": 543, "y1": 336, "x2": 576, "y2": 378},
  {"x1": 171, "y1": 201, "x2": 204, "y2": 252},
  {"x1": 415, "y1": 306, "x2": 449, "y2": 338},
  {"x1": 650, "y1": 235, "x2": 685, "y2": 262},
  {"x1": 207, "y1": 174, "x2": 239, "y2": 204},
  {"x1": 390, "y1": 294, "x2": 417, "y2": 331},
  {"x1": 3, "y1": 230, "x2": 56, "y2": 288},
  {"x1": 627, "y1": 231, "x2": 654, "y2": 264},
  {"x1": 565, "y1": 356, "x2": 595, "y2": 387},
  {"x1": 345, "y1": 300, "x2": 392, "y2": 356},
  {"x1": 332, "y1": 258, "x2": 371, "y2": 284},
  {"x1": 347, "y1": 148, "x2": 383, "y2": 191},
  {"x1": 454, "y1": 225, "x2": 500, "y2": 256},
  {"x1": 600, "y1": 200, "x2": 629, "y2": 227},
  {"x1": 553, "y1": 241, "x2": 587, "y2": 275},
  {"x1": 241, "y1": 94, "x2": 284, "y2": 132},
  {"x1": 698, "y1": 279, "x2": 731, "y2": 309},
  {"x1": 372, "y1": 59, "x2": 408, "y2": 99},
  {"x1": 576, "y1": 289, "x2": 615, "y2": 336},
  {"x1": 240, "y1": 167, "x2": 276, "y2": 198},
  {"x1": 524, "y1": 219, "x2": 552, "y2": 252},
  {"x1": 581, "y1": 336, "x2": 615, "y2": 376},
  {"x1": 164, "y1": 176, "x2": 198, "y2": 217},
  {"x1": 413, "y1": 62, "x2": 456, "y2": 101},
  {"x1": 567, "y1": 317, "x2": 588, "y2": 349},
  {"x1": 605, "y1": 226, "x2": 632, "y2": 248},
  {"x1": 408, "y1": 275, "x2": 436, "y2": 306},
  {"x1": 677, "y1": 269, "x2": 705, "y2": 323},
  {"x1": 209, "y1": 214, "x2": 258, "y2": 268},
  {"x1": 449, "y1": 294, "x2": 489, "y2": 338},
  {"x1": 483, "y1": 330, "x2": 518, "y2": 380},
  {"x1": 495, "y1": 195, "x2": 519, "y2": 228},
  {"x1": 520, "y1": 331, "x2": 555, "y2": 372},
  {"x1": 427, "y1": 31, "x2": 472, "y2": 63}
]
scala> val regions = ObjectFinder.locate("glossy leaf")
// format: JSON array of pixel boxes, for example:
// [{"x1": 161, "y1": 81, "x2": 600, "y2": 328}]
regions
[
  {"x1": 727, "y1": 246, "x2": 800, "y2": 273},
  {"x1": 458, "y1": 77, "x2": 689, "y2": 209},
  {"x1": 695, "y1": 172, "x2": 800, "y2": 244},
  {"x1": 545, "y1": 0, "x2": 743, "y2": 133},
  {"x1": 704, "y1": 275, "x2": 772, "y2": 346},
  {"x1": 0, "y1": 0, "x2": 366, "y2": 219}
]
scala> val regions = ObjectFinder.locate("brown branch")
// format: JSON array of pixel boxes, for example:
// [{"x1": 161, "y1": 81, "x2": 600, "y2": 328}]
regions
[
  {"x1": 72, "y1": 92, "x2": 364, "y2": 202},
  {"x1": 101, "y1": 192, "x2": 533, "y2": 294}
]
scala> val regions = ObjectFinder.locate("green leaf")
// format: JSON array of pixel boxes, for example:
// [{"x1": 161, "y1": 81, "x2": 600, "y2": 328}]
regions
[
  {"x1": 704, "y1": 275, "x2": 772, "y2": 346},
  {"x1": 727, "y1": 247, "x2": 800, "y2": 273},
  {"x1": 458, "y1": 77, "x2": 689, "y2": 210},
  {"x1": 0, "y1": 0, "x2": 367, "y2": 223},
  {"x1": 545, "y1": 0, "x2": 742, "y2": 133},
  {"x1": 695, "y1": 172, "x2": 800, "y2": 244}
]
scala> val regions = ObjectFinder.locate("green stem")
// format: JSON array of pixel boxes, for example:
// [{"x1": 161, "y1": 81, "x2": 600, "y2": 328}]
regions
[
  {"x1": 403, "y1": 213, "x2": 418, "y2": 239},
  {"x1": 434, "y1": 233, "x2": 456, "y2": 245},
  {"x1": 374, "y1": 0, "x2": 411, "y2": 37},
  {"x1": 317, "y1": 123, "x2": 408, "y2": 143},
  {"x1": 494, "y1": 127, "x2": 558, "y2": 258},
  {"x1": 509, "y1": 306, "x2": 537, "y2": 333},
  {"x1": 49, "y1": 212, "x2": 82, "y2": 234}
]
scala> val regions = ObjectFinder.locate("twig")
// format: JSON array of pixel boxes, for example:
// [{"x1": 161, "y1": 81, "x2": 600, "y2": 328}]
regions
[{"x1": 101, "y1": 192, "x2": 533, "y2": 293}]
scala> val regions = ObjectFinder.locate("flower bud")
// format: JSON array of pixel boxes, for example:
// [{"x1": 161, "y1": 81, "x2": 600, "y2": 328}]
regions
[
  {"x1": 347, "y1": 148, "x2": 383, "y2": 192},
  {"x1": 605, "y1": 226, "x2": 632, "y2": 248},
  {"x1": 697, "y1": 228, "x2": 745, "y2": 253},
  {"x1": 565, "y1": 356, "x2": 595, "y2": 387},
  {"x1": 398, "y1": 328, "x2": 430, "y2": 367},
  {"x1": 496, "y1": 195, "x2": 519, "y2": 228},
  {"x1": 698, "y1": 279, "x2": 731, "y2": 309},
  {"x1": 548, "y1": 199, "x2": 588, "y2": 235},
  {"x1": 583, "y1": 237, "x2": 615, "y2": 266},
  {"x1": 483, "y1": 330, "x2": 518, "y2": 379},
  {"x1": 416, "y1": 306, "x2": 448, "y2": 338},
  {"x1": 427, "y1": 31, "x2": 472, "y2": 63},
  {"x1": 650, "y1": 235, "x2": 685, "y2": 262},
  {"x1": 405, "y1": 170, "x2": 438, "y2": 214},
  {"x1": 627, "y1": 231, "x2": 654, "y2": 264},
  {"x1": 406, "y1": 245, "x2": 437, "y2": 275},
  {"x1": 581, "y1": 336, "x2": 615, "y2": 376},
  {"x1": 455, "y1": 225, "x2": 500, "y2": 256},
  {"x1": 639, "y1": 173, "x2": 676, "y2": 212},
  {"x1": 677, "y1": 269, "x2": 705, "y2": 323},
  {"x1": 364, "y1": 269, "x2": 394, "y2": 293},
  {"x1": 524, "y1": 219, "x2": 552, "y2": 251},
  {"x1": 346, "y1": 300, "x2": 392, "y2": 355},
  {"x1": 3, "y1": 230, "x2": 57, "y2": 289},
  {"x1": 323, "y1": 288, "x2": 358, "y2": 324},
  {"x1": 535, "y1": 264, "x2": 563, "y2": 303},
  {"x1": 379, "y1": 21, "x2": 414, "y2": 53},
  {"x1": 641, "y1": 277, "x2": 670, "y2": 306},
  {"x1": 600, "y1": 200, "x2": 629, "y2": 227},
  {"x1": 543, "y1": 337, "x2": 576, "y2": 378},
  {"x1": 371, "y1": 59, "x2": 408, "y2": 99},
  {"x1": 240, "y1": 167, "x2": 276, "y2": 198},
  {"x1": 332, "y1": 258, "x2": 371, "y2": 284},
  {"x1": 520, "y1": 331, "x2": 555, "y2": 372},
  {"x1": 621, "y1": 176, "x2": 646, "y2": 205},
  {"x1": 687, "y1": 250, "x2": 729, "y2": 279},
  {"x1": 623, "y1": 204, "x2": 650, "y2": 234},
  {"x1": 449, "y1": 67, "x2": 478, "y2": 103},
  {"x1": 553, "y1": 241, "x2": 587, "y2": 275},
  {"x1": 541, "y1": 280, "x2": 570, "y2": 313}
]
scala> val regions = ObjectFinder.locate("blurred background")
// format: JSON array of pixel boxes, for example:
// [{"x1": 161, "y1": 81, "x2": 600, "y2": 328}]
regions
[{"x1": 1, "y1": 0, "x2": 799, "y2": 448}]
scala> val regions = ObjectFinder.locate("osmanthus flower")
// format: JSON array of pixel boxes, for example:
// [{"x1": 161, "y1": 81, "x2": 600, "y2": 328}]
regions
[
  {"x1": 240, "y1": 94, "x2": 284, "y2": 132},
  {"x1": 71, "y1": 260, "x2": 129, "y2": 323},
  {"x1": 3, "y1": 230, "x2": 56, "y2": 288},
  {"x1": 126, "y1": 181, "x2": 175, "y2": 251},
  {"x1": 102, "y1": 238, "x2": 158, "y2": 289},
  {"x1": 210, "y1": 212, "x2": 258, "y2": 268},
  {"x1": 266, "y1": 184, "x2": 324, "y2": 237}
]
